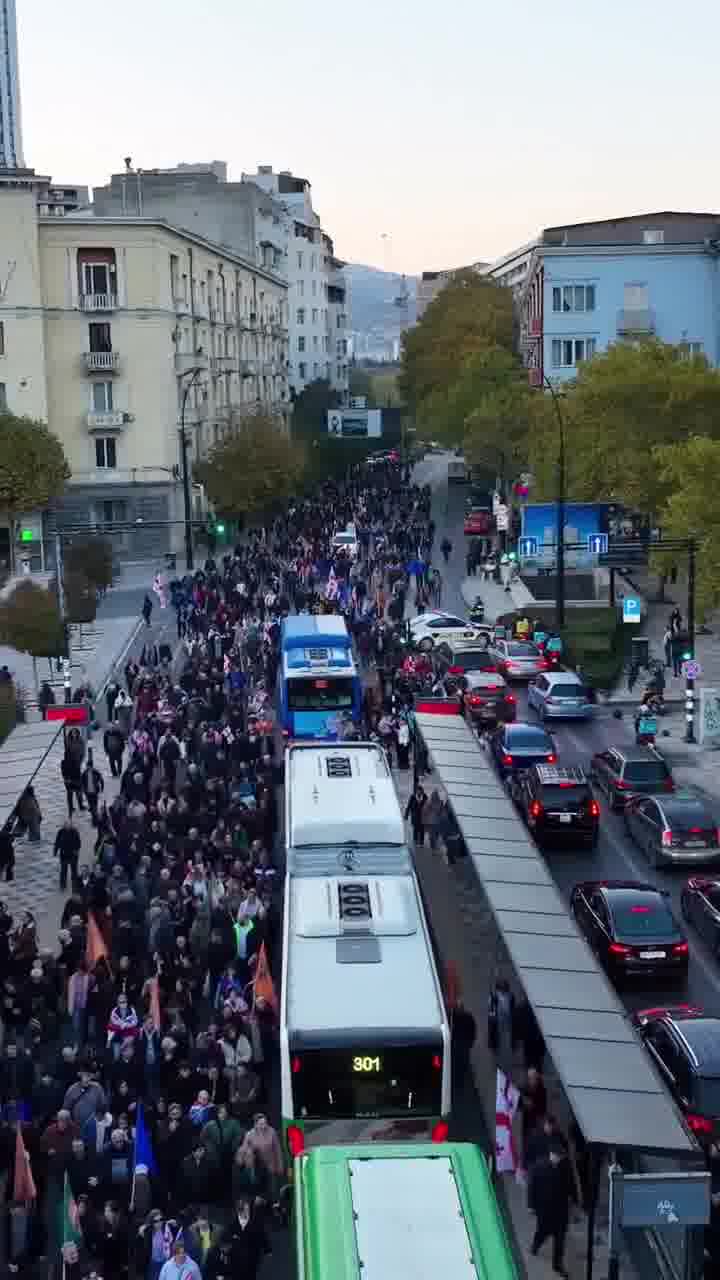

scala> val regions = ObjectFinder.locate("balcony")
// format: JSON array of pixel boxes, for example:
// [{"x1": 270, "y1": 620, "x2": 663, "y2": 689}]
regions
[
  {"x1": 617, "y1": 308, "x2": 655, "y2": 336},
  {"x1": 214, "y1": 355, "x2": 236, "y2": 373},
  {"x1": 175, "y1": 352, "x2": 209, "y2": 376},
  {"x1": 84, "y1": 351, "x2": 120, "y2": 373},
  {"x1": 80, "y1": 293, "x2": 118, "y2": 312},
  {"x1": 208, "y1": 304, "x2": 218, "y2": 323},
  {"x1": 239, "y1": 360, "x2": 257, "y2": 378},
  {"x1": 86, "y1": 410, "x2": 125, "y2": 430}
]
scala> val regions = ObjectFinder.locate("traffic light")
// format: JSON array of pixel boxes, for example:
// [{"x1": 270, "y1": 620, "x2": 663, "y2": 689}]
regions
[
  {"x1": 507, "y1": 551, "x2": 517, "y2": 562},
  {"x1": 682, "y1": 650, "x2": 692, "y2": 662},
  {"x1": 215, "y1": 522, "x2": 226, "y2": 536}
]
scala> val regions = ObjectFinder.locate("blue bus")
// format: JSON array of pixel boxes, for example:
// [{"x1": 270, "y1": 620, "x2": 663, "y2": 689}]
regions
[{"x1": 279, "y1": 616, "x2": 363, "y2": 740}]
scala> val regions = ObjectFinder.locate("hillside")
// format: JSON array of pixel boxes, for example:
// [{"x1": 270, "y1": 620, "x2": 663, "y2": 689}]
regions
[{"x1": 345, "y1": 263, "x2": 417, "y2": 336}]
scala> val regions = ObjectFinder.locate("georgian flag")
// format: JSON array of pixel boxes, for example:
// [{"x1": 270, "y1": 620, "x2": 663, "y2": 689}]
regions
[{"x1": 495, "y1": 1068, "x2": 520, "y2": 1173}]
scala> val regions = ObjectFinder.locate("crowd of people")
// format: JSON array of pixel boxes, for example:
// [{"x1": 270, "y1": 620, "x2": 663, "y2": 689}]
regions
[{"x1": 0, "y1": 457, "x2": 447, "y2": 1279}]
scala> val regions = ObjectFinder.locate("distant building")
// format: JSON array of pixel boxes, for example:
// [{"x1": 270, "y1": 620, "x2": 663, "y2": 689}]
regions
[
  {"x1": 416, "y1": 261, "x2": 489, "y2": 320},
  {"x1": 0, "y1": 0, "x2": 23, "y2": 167},
  {"x1": 36, "y1": 180, "x2": 90, "y2": 216},
  {"x1": 483, "y1": 241, "x2": 537, "y2": 296},
  {"x1": 517, "y1": 212, "x2": 720, "y2": 387},
  {"x1": 243, "y1": 167, "x2": 349, "y2": 400}
]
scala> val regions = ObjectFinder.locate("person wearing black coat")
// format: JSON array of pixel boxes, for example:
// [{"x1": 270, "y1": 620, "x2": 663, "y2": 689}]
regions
[
  {"x1": 53, "y1": 821, "x2": 82, "y2": 892},
  {"x1": 103, "y1": 725, "x2": 126, "y2": 778},
  {"x1": 529, "y1": 1146, "x2": 573, "y2": 1276},
  {"x1": 219, "y1": 1199, "x2": 271, "y2": 1280}
]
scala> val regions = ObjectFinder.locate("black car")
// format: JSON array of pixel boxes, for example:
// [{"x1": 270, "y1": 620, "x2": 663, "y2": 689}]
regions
[
  {"x1": 624, "y1": 791, "x2": 720, "y2": 869},
  {"x1": 681, "y1": 877, "x2": 720, "y2": 958},
  {"x1": 510, "y1": 765, "x2": 599, "y2": 850},
  {"x1": 590, "y1": 745, "x2": 674, "y2": 811},
  {"x1": 631, "y1": 1006, "x2": 720, "y2": 1143},
  {"x1": 490, "y1": 721, "x2": 556, "y2": 778},
  {"x1": 571, "y1": 880, "x2": 689, "y2": 985}
]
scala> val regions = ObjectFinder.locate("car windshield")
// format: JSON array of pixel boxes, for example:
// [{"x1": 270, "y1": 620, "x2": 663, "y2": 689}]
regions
[
  {"x1": 455, "y1": 651, "x2": 494, "y2": 671},
  {"x1": 611, "y1": 899, "x2": 678, "y2": 938},
  {"x1": 623, "y1": 761, "x2": 671, "y2": 784},
  {"x1": 508, "y1": 643, "x2": 539, "y2": 657},
  {"x1": 694, "y1": 1077, "x2": 720, "y2": 1117},
  {"x1": 507, "y1": 728, "x2": 550, "y2": 748},
  {"x1": 548, "y1": 684, "x2": 587, "y2": 698},
  {"x1": 664, "y1": 799, "x2": 713, "y2": 830}
]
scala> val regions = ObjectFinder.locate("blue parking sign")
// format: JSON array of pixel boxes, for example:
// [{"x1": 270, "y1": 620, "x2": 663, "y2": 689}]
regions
[{"x1": 623, "y1": 597, "x2": 642, "y2": 624}]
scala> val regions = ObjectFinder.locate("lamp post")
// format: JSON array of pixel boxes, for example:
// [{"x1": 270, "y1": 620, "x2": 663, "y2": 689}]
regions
[
  {"x1": 543, "y1": 376, "x2": 567, "y2": 628},
  {"x1": 178, "y1": 365, "x2": 206, "y2": 573}
]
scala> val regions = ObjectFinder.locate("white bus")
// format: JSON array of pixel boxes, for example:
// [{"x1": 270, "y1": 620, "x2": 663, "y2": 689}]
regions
[{"x1": 281, "y1": 743, "x2": 451, "y2": 1155}]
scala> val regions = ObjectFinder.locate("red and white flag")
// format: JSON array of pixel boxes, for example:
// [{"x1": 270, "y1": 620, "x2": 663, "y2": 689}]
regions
[{"x1": 495, "y1": 1068, "x2": 520, "y2": 1174}]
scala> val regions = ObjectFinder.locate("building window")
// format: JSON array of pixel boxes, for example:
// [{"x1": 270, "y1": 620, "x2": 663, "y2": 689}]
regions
[
  {"x1": 297, "y1": 252, "x2": 303, "y2": 269},
  {"x1": 643, "y1": 229, "x2": 664, "y2": 245},
  {"x1": 88, "y1": 322, "x2": 112, "y2": 353},
  {"x1": 95, "y1": 437, "x2": 117, "y2": 468},
  {"x1": 313, "y1": 362, "x2": 319, "y2": 377},
  {"x1": 298, "y1": 336, "x2": 305, "y2": 353},
  {"x1": 91, "y1": 381, "x2": 114, "y2": 412},
  {"x1": 0, "y1": 321, "x2": 4, "y2": 355},
  {"x1": 298, "y1": 362, "x2": 307, "y2": 379},
  {"x1": 311, "y1": 308, "x2": 318, "y2": 324},
  {"x1": 102, "y1": 499, "x2": 126, "y2": 523},
  {"x1": 552, "y1": 284, "x2": 596, "y2": 313},
  {"x1": 297, "y1": 280, "x2": 304, "y2": 297},
  {"x1": 297, "y1": 308, "x2": 305, "y2": 324},
  {"x1": 311, "y1": 279, "x2": 317, "y2": 297},
  {"x1": 0, "y1": 383, "x2": 6, "y2": 411},
  {"x1": 81, "y1": 261, "x2": 113, "y2": 296},
  {"x1": 551, "y1": 337, "x2": 597, "y2": 367}
]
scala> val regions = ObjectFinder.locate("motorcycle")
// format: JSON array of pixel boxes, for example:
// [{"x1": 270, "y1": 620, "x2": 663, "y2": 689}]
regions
[{"x1": 469, "y1": 599, "x2": 485, "y2": 624}]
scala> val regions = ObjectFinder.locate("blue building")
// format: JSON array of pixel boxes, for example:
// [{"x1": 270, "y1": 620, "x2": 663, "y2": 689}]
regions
[{"x1": 519, "y1": 212, "x2": 720, "y2": 386}]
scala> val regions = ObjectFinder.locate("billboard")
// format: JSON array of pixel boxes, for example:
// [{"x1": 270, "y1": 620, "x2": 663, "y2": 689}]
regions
[
  {"x1": 520, "y1": 503, "x2": 610, "y2": 569},
  {"x1": 327, "y1": 409, "x2": 382, "y2": 439}
]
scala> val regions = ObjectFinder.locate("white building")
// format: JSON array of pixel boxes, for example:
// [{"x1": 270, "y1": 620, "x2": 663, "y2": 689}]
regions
[
  {"x1": 0, "y1": 0, "x2": 22, "y2": 167},
  {"x1": 243, "y1": 167, "x2": 349, "y2": 400},
  {"x1": 483, "y1": 240, "x2": 537, "y2": 296},
  {"x1": 0, "y1": 168, "x2": 289, "y2": 563}
]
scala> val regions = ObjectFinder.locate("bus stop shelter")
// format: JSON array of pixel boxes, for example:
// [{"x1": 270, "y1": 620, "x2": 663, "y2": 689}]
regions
[
  {"x1": 0, "y1": 719, "x2": 64, "y2": 831},
  {"x1": 414, "y1": 712, "x2": 703, "y2": 1280}
]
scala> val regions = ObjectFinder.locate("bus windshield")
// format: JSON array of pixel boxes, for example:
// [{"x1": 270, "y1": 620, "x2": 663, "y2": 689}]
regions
[
  {"x1": 291, "y1": 1045, "x2": 443, "y2": 1119},
  {"x1": 287, "y1": 676, "x2": 354, "y2": 712}
]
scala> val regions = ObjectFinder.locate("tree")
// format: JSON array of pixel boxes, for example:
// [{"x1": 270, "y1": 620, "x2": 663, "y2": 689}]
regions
[
  {"x1": 196, "y1": 414, "x2": 307, "y2": 519},
  {"x1": 348, "y1": 367, "x2": 375, "y2": 405},
  {"x1": 655, "y1": 435, "x2": 720, "y2": 620},
  {"x1": 63, "y1": 571, "x2": 98, "y2": 626},
  {"x1": 433, "y1": 346, "x2": 532, "y2": 479},
  {"x1": 64, "y1": 537, "x2": 114, "y2": 597},
  {"x1": 291, "y1": 379, "x2": 341, "y2": 436},
  {"x1": 400, "y1": 271, "x2": 516, "y2": 440},
  {"x1": 0, "y1": 413, "x2": 70, "y2": 568},
  {"x1": 0, "y1": 580, "x2": 65, "y2": 694}
]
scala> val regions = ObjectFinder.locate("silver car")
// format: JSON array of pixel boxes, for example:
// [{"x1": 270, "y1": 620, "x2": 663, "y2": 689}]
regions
[
  {"x1": 528, "y1": 670, "x2": 593, "y2": 721},
  {"x1": 488, "y1": 639, "x2": 547, "y2": 681}
]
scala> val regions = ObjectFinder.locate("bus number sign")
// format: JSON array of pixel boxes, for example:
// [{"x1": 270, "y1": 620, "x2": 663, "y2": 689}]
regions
[{"x1": 353, "y1": 1055, "x2": 382, "y2": 1073}]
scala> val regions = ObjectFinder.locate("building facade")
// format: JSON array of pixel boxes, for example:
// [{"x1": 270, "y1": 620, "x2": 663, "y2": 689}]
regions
[
  {"x1": 243, "y1": 167, "x2": 349, "y2": 400},
  {"x1": 0, "y1": 0, "x2": 22, "y2": 168},
  {"x1": 0, "y1": 169, "x2": 289, "y2": 561},
  {"x1": 416, "y1": 261, "x2": 489, "y2": 320},
  {"x1": 519, "y1": 213, "x2": 720, "y2": 386}
]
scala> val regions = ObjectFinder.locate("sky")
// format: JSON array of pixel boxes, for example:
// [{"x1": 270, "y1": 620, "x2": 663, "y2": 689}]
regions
[{"x1": 17, "y1": 0, "x2": 720, "y2": 276}]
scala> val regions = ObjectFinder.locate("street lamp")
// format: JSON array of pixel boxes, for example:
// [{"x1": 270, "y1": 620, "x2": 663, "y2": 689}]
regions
[
  {"x1": 543, "y1": 376, "x2": 567, "y2": 628},
  {"x1": 178, "y1": 363, "x2": 207, "y2": 572}
]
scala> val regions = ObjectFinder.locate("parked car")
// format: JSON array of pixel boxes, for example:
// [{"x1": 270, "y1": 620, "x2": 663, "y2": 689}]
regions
[
  {"x1": 681, "y1": 878, "x2": 720, "y2": 958},
  {"x1": 489, "y1": 721, "x2": 556, "y2": 778},
  {"x1": 527, "y1": 670, "x2": 593, "y2": 721},
  {"x1": 408, "y1": 612, "x2": 484, "y2": 652},
  {"x1": 571, "y1": 880, "x2": 689, "y2": 985},
  {"x1": 463, "y1": 508, "x2": 493, "y2": 536},
  {"x1": 624, "y1": 791, "x2": 720, "y2": 869},
  {"x1": 631, "y1": 1005, "x2": 720, "y2": 1143},
  {"x1": 509, "y1": 764, "x2": 599, "y2": 850},
  {"x1": 488, "y1": 639, "x2": 547, "y2": 681},
  {"x1": 589, "y1": 745, "x2": 674, "y2": 811}
]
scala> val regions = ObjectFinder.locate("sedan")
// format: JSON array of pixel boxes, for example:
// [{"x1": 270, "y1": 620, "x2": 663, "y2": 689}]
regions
[
  {"x1": 681, "y1": 877, "x2": 720, "y2": 957},
  {"x1": 489, "y1": 640, "x2": 547, "y2": 681},
  {"x1": 490, "y1": 721, "x2": 556, "y2": 777},
  {"x1": 624, "y1": 792, "x2": 720, "y2": 869},
  {"x1": 409, "y1": 612, "x2": 483, "y2": 652},
  {"x1": 527, "y1": 671, "x2": 593, "y2": 721},
  {"x1": 571, "y1": 881, "x2": 689, "y2": 986},
  {"x1": 456, "y1": 671, "x2": 516, "y2": 726}
]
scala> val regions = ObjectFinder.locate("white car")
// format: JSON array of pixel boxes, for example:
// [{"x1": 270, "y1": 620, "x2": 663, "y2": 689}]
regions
[
  {"x1": 331, "y1": 526, "x2": 359, "y2": 560},
  {"x1": 408, "y1": 611, "x2": 485, "y2": 651}
]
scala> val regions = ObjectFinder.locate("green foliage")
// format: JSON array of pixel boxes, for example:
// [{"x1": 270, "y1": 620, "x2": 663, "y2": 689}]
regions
[
  {"x1": 458, "y1": 348, "x2": 532, "y2": 477},
  {"x1": 197, "y1": 414, "x2": 306, "y2": 518},
  {"x1": 291, "y1": 379, "x2": 341, "y2": 435},
  {"x1": 0, "y1": 580, "x2": 65, "y2": 659},
  {"x1": 655, "y1": 435, "x2": 720, "y2": 619},
  {"x1": 63, "y1": 571, "x2": 98, "y2": 625},
  {"x1": 64, "y1": 538, "x2": 114, "y2": 596},
  {"x1": 348, "y1": 368, "x2": 375, "y2": 405},
  {"x1": 0, "y1": 681, "x2": 18, "y2": 744},
  {"x1": 0, "y1": 412, "x2": 70, "y2": 515}
]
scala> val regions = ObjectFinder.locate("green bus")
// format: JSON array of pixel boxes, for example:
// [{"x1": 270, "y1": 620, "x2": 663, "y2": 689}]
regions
[{"x1": 294, "y1": 1142, "x2": 519, "y2": 1280}]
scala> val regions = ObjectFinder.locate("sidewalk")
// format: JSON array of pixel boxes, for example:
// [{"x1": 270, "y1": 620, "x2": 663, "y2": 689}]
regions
[{"x1": 459, "y1": 574, "x2": 524, "y2": 621}]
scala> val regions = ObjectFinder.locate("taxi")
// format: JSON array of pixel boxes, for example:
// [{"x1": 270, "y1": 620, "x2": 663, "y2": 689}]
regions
[{"x1": 408, "y1": 611, "x2": 485, "y2": 652}]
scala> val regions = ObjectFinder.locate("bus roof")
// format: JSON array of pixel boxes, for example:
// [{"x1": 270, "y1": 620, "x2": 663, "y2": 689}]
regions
[
  {"x1": 286, "y1": 744, "x2": 405, "y2": 849},
  {"x1": 285, "y1": 874, "x2": 445, "y2": 1042},
  {"x1": 282, "y1": 615, "x2": 351, "y2": 651},
  {"x1": 295, "y1": 1143, "x2": 518, "y2": 1280}
]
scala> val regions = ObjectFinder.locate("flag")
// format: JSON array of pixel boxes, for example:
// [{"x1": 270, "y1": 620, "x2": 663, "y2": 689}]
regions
[
  {"x1": 148, "y1": 975, "x2": 162, "y2": 1033},
  {"x1": 325, "y1": 567, "x2": 339, "y2": 601},
  {"x1": 14, "y1": 1126, "x2": 36, "y2": 1204},
  {"x1": 133, "y1": 1103, "x2": 157, "y2": 1177},
  {"x1": 85, "y1": 911, "x2": 108, "y2": 971},
  {"x1": 252, "y1": 941, "x2": 278, "y2": 1013},
  {"x1": 495, "y1": 1069, "x2": 520, "y2": 1174},
  {"x1": 60, "y1": 1170, "x2": 81, "y2": 1246}
]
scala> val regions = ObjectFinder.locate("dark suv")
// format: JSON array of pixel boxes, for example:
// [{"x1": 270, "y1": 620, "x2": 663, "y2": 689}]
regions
[
  {"x1": 590, "y1": 745, "x2": 674, "y2": 811},
  {"x1": 631, "y1": 1006, "x2": 720, "y2": 1144},
  {"x1": 510, "y1": 764, "x2": 599, "y2": 850}
]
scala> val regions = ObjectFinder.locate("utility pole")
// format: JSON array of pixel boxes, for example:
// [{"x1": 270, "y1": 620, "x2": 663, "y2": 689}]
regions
[
  {"x1": 54, "y1": 532, "x2": 72, "y2": 704},
  {"x1": 543, "y1": 377, "x2": 566, "y2": 628},
  {"x1": 685, "y1": 538, "x2": 697, "y2": 744},
  {"x1": 178, "y1": 364, "x2": 207, "y2": 573}
]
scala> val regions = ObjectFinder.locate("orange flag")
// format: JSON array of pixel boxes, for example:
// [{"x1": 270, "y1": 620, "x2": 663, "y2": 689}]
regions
[
  {"x1": 253, "y1": 942, "x2": 278, "y2": 1013},
  {"x1": 14, "y1": 1127, "x2": 36, "y2": 1204},
  {"x1": 149, "y1": 976, "x2": 162, "y2": 1032},
  {"x1": 85, "y1": 911, "x2": 108, "y2": 971}
]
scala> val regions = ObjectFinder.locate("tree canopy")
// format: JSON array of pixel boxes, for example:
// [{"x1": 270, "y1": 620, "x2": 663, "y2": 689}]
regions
[
  {"x1": 654, "y1": 435, "x2": 720, "y2": 619},
  {"x1": 197, "y1": 415, "x2": 306, "y2": 518},
  {"x1": 64, "y1": 537, "x2": 114, "y2": 597},
  {"x1": 0, "y1": 412, "x2": 69, "y2": 517},
  {"x1": 0, "y1": 581, "x2": 65, "y2": 662}
]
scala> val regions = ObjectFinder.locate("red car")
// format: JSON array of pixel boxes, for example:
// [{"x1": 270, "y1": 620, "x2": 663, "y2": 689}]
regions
[{"x1": 464, "y1": 508, "x2": 492, "y2": 536}]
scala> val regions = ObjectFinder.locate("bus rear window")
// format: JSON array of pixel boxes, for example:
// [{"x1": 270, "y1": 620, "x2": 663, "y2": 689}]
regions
[
  {"x1": 290, "y1": 1045, "x2": 443, "y2": 1119},
  {"x1": 288, "y1": 677, "x2": 354, "y2": 711}
]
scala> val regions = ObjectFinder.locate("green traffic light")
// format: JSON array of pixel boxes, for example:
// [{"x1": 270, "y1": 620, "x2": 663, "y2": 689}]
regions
[
  {"x1": 682, "y1": 651, "x2": 692, "y2": 661},
  {"x1": 215, "y1": 523, "x2": 225, "y2": 535},
  {"x1": 508, "y1": 551, "x2": 517, "y2": 561}
]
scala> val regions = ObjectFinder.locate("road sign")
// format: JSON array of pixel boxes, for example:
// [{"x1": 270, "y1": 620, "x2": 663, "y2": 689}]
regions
[
  {"x1": 588, "y1": 532, "x2": 608, "y2": 555},
  {"x1": 622, "y1": 597, "x2": 642, "y2": 624},
  {"x1": 518, "y1": 536, "x2": 538, "y2": 558},
  {"x1": 682, "y1": 659, "x2": 701, "y2": 680}
]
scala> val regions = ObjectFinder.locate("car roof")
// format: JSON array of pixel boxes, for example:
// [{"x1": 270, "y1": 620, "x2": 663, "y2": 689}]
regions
[
  {"x1": 663, "y1": 1014, "x2": 720, "y2": 1072},
  {"x1": 657, "y1": 792, "x2": 712, "y2": 813},
  {"x1": 544, "y1": 670, "x2": 584, "y2": 686},
  {"x1": 576, "y1": 879, "x2": 659, "y2": 898},
  {"x1": 533, "y1": 764, "x2": 588, "y2": 785},
  {"x1": 464, "y1": 671, "x2": 507, "y2": 688}
]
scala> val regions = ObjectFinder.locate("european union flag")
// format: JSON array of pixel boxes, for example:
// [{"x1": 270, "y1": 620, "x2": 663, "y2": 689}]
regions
[{"x1": 133, "y1": 1102, "x2": 157, "y2": 1175}]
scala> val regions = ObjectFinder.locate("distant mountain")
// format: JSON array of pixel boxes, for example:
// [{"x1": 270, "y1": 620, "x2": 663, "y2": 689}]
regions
[{"x1": 345, "y1": 263, "x2": 417, "y2": 338}]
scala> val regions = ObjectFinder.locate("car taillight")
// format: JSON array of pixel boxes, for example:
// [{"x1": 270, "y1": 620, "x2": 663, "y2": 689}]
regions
[
  {"x1": 588, "y1": 799, "x2": 600, "y2": 818},
  {"x1": 664, "y1": 778, "x2": 675, "y2": 792},
  {"x1": 291, "y1": 1055, "x2": 302, "y2": 1074},
  {"x1": 546, "y1": 753, "x2": 556, "y2": 764},
  {"x1": 431, "y1": 1121, "x2": 449, "y2": 1143},
  {"x1": 615, "y1": 779, "x2": 630, "y2": 790},
  {"x1": 432, "y1": 1054, "x2": 442, "y2": 1071},
  {"x1": 672, "y1": 942, "x2": 689, "y2": 956},
  {"x1": 448, "y1": 665, "x2": 464, "y2": 674},
  {"x1": 505, "y1": 694, "x2": 516, "y2": 704},
  {"x1": 687, "y1": 1113, "x2": 714, "y2": 1136},
  {"x1": 529, "y1": 800, "x2": 543, "y2": 819},
  {"x1": 502, "y1": 753, "x2": 513, "y2": 766},
  {"x1": 287, "y1": 1124, "x2": 305, "y2": 1156},
  {"x1": 468, "y1": 695, "x2": 482, "y2": 706},
  {"x1": 662, "y1": 830, "x2": 674, "y2": 848},
  {"x1": 609, "y1": 942, "x2": 632, "y2": 956}
]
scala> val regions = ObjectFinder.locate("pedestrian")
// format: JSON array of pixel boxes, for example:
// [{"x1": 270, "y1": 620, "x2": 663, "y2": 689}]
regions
[
  {"x1": 105, "y1": 676, "x2": 120, "y2": 722},
  {"x1": 54, "y1": 818, "x2": 82, "y2": 891},
  {"x1": 520, "y1": 1065, "x2": 548, "y2": 1161},
  {"x1": 61, "y1": 750, "x2": 85, "y2": 818},
  {"x1": 0, "y1": 827, "x2": 15, "y2": 882},
  {"x1": 38, "y1": 679, "x2": 56, "y2": 719},
  {"x1": 515, "y1": 997, "x2": 545, "y2": 1071},
  {"x1": 81, "y1": 750, "x2": 105, "y2": 827},
  {"x1": 663, "y1": 625, "x2": 673, "y2": 669},
  {"x1": 16, "y1": 785, "x2": 42, "y2": 842},
  {"x1": 404, "y1": 783, "x2": 427, "y2": 845},
  {"x1": 396, "y1": 717, "x2": 411, "y2": 770},
  {"x1": 159, "y1": 1237, "x2": 203, "y2": 1280},
  {"x1": 670, "y1": 606, "x2": 682, "y2": 633},
  {"x1": 529, "y1": 1144, "x2": 573, "y2": 1276},
  {"x1": 450, "y1": 999, "x2": 477, "y2": 1095},
  {"x1": 219, "y1": 1195, "x2": 272, "y2": 1280},
  {"x1": 487, "y1": 977, "x2": 516, "y2": 1073},
  {"x1": 142, "y1": 594, "x2": 153, "y2": 626},
  {"x1": 103, "y1": 723, "x2": 126, "y2": 778}
]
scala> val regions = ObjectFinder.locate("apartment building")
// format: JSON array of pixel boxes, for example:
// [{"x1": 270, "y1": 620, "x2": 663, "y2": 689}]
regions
[
  {"x1": 243, "y1": 167, "x2": 349, "y2": 400},
  {"x1": 0, "y1": 0, "x2": 22, "y2": 168},
  {"x1": 519, "y1": 213, "x2": 720, "y2": 387},
  {"x1": 0, "y1": 168, "x2": 289, "y2": 561}
]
